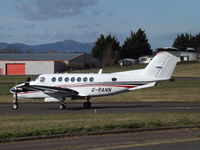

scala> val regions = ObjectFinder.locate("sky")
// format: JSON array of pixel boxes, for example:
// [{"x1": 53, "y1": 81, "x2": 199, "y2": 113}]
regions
[{"x1": 0, "y1": 0, "x2": 200, "y2": 49}]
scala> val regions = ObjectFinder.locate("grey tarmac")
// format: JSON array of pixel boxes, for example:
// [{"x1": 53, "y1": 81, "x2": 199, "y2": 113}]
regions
[
  {"x1": 0, "y1": 128, "x2": 200, "y2": 150},
  {"x1": 1, "y1": 102, "x2": 200, "y2": 114}
]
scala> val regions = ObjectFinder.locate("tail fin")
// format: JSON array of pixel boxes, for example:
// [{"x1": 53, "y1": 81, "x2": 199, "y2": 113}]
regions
[{"x1": 142, "y1": 51, "x2": 180, "y2": 79}]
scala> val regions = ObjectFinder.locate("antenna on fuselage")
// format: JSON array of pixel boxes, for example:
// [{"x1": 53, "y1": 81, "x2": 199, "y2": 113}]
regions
[
  {"x1": 98, "y1": 69, "x2": 103, "y2": 74},
  {"x1": 24, "y1": 77, "x2": 31, "y2": 86}
]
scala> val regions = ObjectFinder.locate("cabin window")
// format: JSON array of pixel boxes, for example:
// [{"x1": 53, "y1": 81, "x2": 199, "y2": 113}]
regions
[
  {"x1": 52, "y1": 77, "x2": 56, "y2": 82},
  {"x1": 40, "y1": 77, "x2": 45, "y2": 82},
  {"x1": 71, "y1": 77, "x2": 75, "y2": 82},
  {"x1": 141, "y1": 58, "x2": 147, "y2": 61},
  {"x1": 65, "y1": 77, "x2": 69, "y2": 82},
  {"x1": 77, "y1": 77, "x2": 81, "y2": 82},
  {"x1": 89, "y1": 77, "x2": 94, "y2": 82},
  {"x1": 83, "y1": 77, "x2": 88, "y2": 82},
  {"x1": 58, "y1": 77, "x2": 63, "y2": 82},
  {"x1": 112, "y1": 78, "x2": 117, "y2": 81}
]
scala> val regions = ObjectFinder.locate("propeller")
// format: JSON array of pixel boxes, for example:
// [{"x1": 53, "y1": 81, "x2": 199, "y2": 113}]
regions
[
  {"x1": 12, "y1": 84, "x2": 19, "y2": 110},
  {"x1": 24, "y1": 77, "x2": 31, "y2": 86},
  {"x1": 12, "y1": 77, "x2": 31, "y2": 110}
]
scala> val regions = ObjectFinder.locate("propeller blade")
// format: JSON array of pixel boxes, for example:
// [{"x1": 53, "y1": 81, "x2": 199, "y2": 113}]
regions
[{"x1": 24, "y1": 77, "x2": 31, "y2": 86}]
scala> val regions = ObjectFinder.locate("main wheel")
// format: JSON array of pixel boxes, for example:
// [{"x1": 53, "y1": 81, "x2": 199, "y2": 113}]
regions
[
  {"x1": 83, "y1": 102, "x2": 91, "y2": 109},
  {"x1": 12, "y1": 103, "x2": 18, "y2": 110},
  {"x1": 59, "y1": 104, "x2": 66, "y2": 110}
]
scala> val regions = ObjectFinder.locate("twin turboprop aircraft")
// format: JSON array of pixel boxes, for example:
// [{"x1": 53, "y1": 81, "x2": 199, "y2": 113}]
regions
[{"x1": 10, "y1": 51, "x2": 180, "y2": 110}]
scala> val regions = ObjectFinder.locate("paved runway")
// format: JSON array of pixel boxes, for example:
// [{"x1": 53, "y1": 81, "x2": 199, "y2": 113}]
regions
[
  {"x1": 1, "y1": 128, "x2": 200, "y2": 150},
  {"x1": 1, "y1": 102, "x2": 200, "y2": 114}
]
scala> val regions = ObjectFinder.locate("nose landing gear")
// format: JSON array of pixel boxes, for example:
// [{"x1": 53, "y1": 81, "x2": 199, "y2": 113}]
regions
[
  {"x1": 12, "y1": 103, "x2": 18, "y2": 110},
  {"x1": 12, "y1": 90, "x2": 18, "y2": 110}
]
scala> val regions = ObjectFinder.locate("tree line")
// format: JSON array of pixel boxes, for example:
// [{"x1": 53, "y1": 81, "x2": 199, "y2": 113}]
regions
[
  {"x1": 92, "y1": 28, "x2": 152, "y2": 67},
  {"x1": 173, "y1": 33, "x2": 200, "y2": 51},
  {"x1": 92, "y1": 30, "x2": 200, "y2": 67}
]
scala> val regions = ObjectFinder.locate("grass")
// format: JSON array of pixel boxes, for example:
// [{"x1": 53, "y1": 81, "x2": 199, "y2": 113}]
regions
[
  {"x1": 0, "y1": 113, "x2": 200, "y2": 139},
  {"x1": 173, "y1": 62, "x2": 200, "y2": 77}
]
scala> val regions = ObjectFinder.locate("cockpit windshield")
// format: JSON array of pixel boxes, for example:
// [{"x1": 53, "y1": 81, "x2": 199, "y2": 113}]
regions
[
  {"x1": 39, "y1": 77, "x2": 45, "y2": 82},
  {"x1": 35, "y1": 77, "x2": 40, "y2": 81}
]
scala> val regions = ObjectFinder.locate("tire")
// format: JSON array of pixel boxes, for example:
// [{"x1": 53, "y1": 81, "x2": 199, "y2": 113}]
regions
[
  {"x1": 83, "y1": 102, "x2": 91, "y2": 109},
  {"x1": 59, "y1": 104, "x2": 65, "y2": 110},
  {"x1": 12, "y1": 103, "x2": 18, "y2": 110}
]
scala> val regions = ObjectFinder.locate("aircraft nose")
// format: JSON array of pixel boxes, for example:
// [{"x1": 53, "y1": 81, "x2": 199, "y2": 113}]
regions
[{"x1": 10, "y1": 87, "x2": 17, "y2": 93}]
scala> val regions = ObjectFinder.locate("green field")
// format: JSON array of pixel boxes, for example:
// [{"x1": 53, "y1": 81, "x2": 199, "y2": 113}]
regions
[
  {"x1": 1, "y1": 113, "x2": 200, "y2": 139},
  {"x1": 173, "y1": 62, "x2": 200, "y2": 77}
]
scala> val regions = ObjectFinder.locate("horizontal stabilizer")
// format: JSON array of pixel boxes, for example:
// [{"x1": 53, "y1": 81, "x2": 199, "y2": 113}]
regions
[{"x1": 129, "y1": 82, "x2": 156, "y2": 91}]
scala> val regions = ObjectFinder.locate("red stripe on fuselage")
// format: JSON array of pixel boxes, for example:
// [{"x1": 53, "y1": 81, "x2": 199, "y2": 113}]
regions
[{"x1": 59, "y1": 83, "x2": 137, "y2": 88}]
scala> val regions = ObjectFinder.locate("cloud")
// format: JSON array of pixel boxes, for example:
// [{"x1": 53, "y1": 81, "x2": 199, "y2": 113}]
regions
[
  {"x1": 0, "y1": 26, "x2": 5, "y2": 30},
  {"x1": 24, "y1": 24, "x2": 36, "y2": 29},
  {"x1": 77, "y1": 24, "x2": 88, "y2": 29},
  {"x1": 148, "y1": 32, "x2": 179, "y2": 49},
  {"x1": 108, "y1": 12, "x2": 114, "y2": 16},
  {"x1": 92, "y1": 10, "x2": 102, "y2": 16},
  {"x1": 154, "y1": 32, "x2": 178, "y2": 42},
  {"x1": 0, "y1": 26, "x2": 13, "y2": 31},
  {"x1": 16, "y1": 0, "x2": 97, "y2": 20},
  {"x1": 0, "y1": 34, "x2": 15, "y2": 38}
]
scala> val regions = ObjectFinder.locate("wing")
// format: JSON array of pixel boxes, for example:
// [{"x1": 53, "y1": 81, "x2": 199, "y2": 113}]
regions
[{"x1": 22, "y1": 85, "x2": 79, "y2": 97}]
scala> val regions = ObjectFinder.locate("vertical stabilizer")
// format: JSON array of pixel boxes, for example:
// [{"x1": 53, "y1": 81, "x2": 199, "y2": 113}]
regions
[{"x1": 142, "y1": 51, "x2": 180, "y2": 79}]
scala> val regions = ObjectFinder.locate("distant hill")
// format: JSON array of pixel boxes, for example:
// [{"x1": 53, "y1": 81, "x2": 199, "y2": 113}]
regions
[{"x1": 0, "y1": 40, "x2": 94, "y2": 53}]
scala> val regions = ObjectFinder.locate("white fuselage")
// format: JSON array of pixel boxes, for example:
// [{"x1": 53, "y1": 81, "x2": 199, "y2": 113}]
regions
[{"x1": 14, "y1": 73, "x2": 155, "y2": 99}]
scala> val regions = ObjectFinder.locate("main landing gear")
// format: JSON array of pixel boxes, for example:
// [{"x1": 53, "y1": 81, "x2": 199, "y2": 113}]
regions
[
  {"x1": 58, "y1": 103, "x2": 66, "y2": 110},
  {"x1": 83, "y1": 97, "x2": 91, "y2": 109},
  {"x1": 58, "y1": 98, "x2": 66, "y2": 110}
]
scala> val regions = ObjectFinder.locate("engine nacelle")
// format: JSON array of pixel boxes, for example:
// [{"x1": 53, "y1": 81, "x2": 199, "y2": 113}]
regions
[
  {"x1": 71, "y1": 96, "x2": 85, "y2": 100},
  {"x1": 44, "y1": 98, "x2": 60, "y2": 102}
]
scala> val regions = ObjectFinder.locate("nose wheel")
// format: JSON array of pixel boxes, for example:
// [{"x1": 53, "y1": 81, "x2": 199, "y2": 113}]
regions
[
  {"x1": 12, "y1": 103, "x2": 18, "y2": 110},
  {"x1": 12, "y1": 90, "x2": 19, "y2": 110}
]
